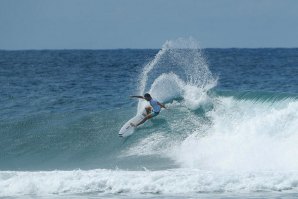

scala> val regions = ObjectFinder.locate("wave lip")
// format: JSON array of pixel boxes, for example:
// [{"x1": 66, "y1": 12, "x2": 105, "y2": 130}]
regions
[{"x1": 1, "y1": 169, "x2": 298, "y2": 197}]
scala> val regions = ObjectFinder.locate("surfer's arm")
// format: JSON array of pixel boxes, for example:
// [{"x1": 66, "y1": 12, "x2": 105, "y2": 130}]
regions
[
  {"x1": 130, "y1": 95, "x2": 145, "y2": 99},
  {"x1": 157, "y1": 102, "x2": 166, "y2": 109}
]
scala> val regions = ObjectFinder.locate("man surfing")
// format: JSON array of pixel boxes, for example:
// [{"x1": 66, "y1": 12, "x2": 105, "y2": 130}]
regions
[{"x1": 130, "y1": 93, "x2": 166, "y2": 127}]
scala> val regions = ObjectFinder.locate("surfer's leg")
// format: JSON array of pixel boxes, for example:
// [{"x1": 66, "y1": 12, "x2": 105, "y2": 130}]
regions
[
  {"x1": 145, "y1": 106, "x2": 152, "y2": 115},
  {"x1": 133, "y1": 110, "x2": 159, "y2": 127},
  {"x1": 135, "y1": 114, "x2": 153, "y2": 127}
]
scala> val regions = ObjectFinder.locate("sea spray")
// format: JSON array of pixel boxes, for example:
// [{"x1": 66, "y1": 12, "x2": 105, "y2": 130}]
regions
[{"x1": 137, "y1": 37, "x2": 216, "y2": 112}]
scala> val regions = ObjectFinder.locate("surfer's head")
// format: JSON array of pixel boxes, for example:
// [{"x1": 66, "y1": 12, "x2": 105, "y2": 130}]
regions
[{"x1": 144, "y1": 93, "x2": 152, "y2": 101}]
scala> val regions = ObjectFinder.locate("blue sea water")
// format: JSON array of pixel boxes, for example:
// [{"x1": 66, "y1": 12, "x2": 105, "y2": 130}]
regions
[{"x1": 1, "y1": 39, "x2": 298, "y2": 198}]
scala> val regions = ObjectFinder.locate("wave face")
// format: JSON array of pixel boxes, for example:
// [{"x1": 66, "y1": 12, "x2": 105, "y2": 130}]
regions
[{"x1": 1, "y1": 40, "x2": 298, "y2": 197}]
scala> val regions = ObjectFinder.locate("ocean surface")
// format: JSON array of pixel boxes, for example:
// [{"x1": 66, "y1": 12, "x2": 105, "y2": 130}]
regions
[{"x1": 1, "y1": 39, "x2": 298, "y2": 199}]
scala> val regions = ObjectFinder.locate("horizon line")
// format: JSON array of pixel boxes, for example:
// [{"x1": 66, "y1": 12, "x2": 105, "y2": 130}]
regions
[{"x1": 1, "y1": 47, "x2": 298, "y2": 51}]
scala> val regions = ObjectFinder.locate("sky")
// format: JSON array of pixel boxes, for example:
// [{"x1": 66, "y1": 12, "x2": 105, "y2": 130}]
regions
[{"x1": 0, "y1": 0, "x2": 298, "y2": 49}]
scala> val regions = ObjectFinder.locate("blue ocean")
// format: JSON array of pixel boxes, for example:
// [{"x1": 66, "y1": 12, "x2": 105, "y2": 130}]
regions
[{"x1": 1, "y1": 39, "x2": 298, "y2": 199}]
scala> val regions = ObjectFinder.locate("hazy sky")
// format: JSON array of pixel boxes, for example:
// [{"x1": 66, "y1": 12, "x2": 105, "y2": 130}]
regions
[{"x1": 1, "y1": 0, "x2": 298, "y2": 49}]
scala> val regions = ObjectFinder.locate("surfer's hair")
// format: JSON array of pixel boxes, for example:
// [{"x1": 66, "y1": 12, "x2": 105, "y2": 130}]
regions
[{"x1": 144, "y1": 93, "x2": 151, "y2": 98}]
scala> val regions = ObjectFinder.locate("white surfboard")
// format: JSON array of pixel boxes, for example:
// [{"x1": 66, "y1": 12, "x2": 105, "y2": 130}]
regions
[{"x1": 119, "y1": 109, "x2": 147, "y2": 137}]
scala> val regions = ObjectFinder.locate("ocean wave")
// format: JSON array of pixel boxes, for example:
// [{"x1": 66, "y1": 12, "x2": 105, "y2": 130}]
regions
[{"x1": 125, "y1": 91, "x2": 298, "y2": 172}]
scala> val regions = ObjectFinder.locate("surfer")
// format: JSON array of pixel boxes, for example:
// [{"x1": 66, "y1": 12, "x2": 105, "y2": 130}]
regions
[{"x1": 130, "y1": 93, "x2": 166, "y2": 127}]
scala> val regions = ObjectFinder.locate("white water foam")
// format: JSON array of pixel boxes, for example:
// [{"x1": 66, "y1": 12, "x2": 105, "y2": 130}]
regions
[
  {"x1": 1, "y1": 169, "x2": 298, "y2": 197},
  {"x1": 173, "y1": 97, "x2": 298, "y2": 172},
  {"x1": 112, "y1": 97, "x2": 298, "y2": 197}
]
